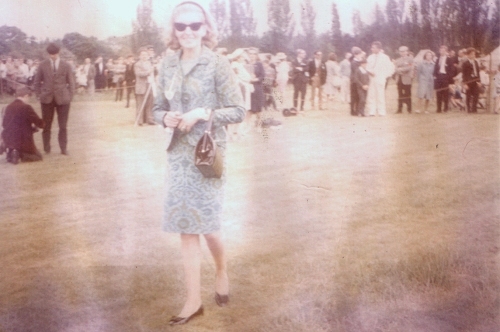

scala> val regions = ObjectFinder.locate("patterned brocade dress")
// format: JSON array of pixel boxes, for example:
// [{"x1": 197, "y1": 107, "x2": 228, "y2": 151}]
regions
[
  {"x1": 152, "y1": 47, "x2": 245, "y2": 234},
  {"x1": 417, "y1": 61, "x2": 435, "y2": 100}
]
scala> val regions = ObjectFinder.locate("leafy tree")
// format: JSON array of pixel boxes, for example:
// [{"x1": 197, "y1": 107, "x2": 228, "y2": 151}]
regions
[
  {"x1": 317, "y1": 31, "x2": 336, "y2": 59},
  {"x1": 0, "y1": 41, "x2": 8, "y2": 55},
  {"x1": 484, "y1": 0, "x2": 500, "y2": 54},
  {"x1": 262, "y1": 0, "x2": 295, "y2": 54},
  {"x1": 229, "y1": 0, "x2": 243, "y2": 39},
  {"x1": 229, "y1": 0, "x2": 256, "y2": 37},
  {"x1": 385, "y1": 0, "x2": 400, "y2": 27},
  {"x1": 0, "y1": 26, "x2": 27, "y2": 46},
  {"x1": 331, "y1": 2, "x2": 342, "y2": 55},
  {"x1": 241, "y1": 0, "x2": 257, "y2": 37},
  {"x1": 131, "y1": 0, "x2": 164, "y2": 55},
  {"x1": 455, "y1": 0, "x2": 489, "y2": 50},
  {"x1": 385, "y1": 0, "x2": 401, "y2": 49},
  {"x1": 227, "y1": 0, "x2": 257, "y2": 49},
  {"x1": 373, "y1": 3, "x2": 386, "y2": 28},
  {"x1": 420, "y1": 0, "x2": 433, "y2": 49},
  {"x1": 62, "y1": 32, "x2": 98, "y2": 61},
  {"x1": 342, "y1": 33, "x2": 356, "y2": 54},
  {"x1": 352, "y1": 10, "x2": 364, "y2": 37},
  {"x1": 105, "y1": 36, "x2": 133, "y2": 58},
  {"x1": 401, "y1": 0, "x2": 420, "y2": 54},
  {"x1": 0, "y1": 26, "x2": 27, "y2": 54},
  {"x1": 62, "y1": 33, "x2": 115, "y2": 62},
  {"x1": 209, "y1": 0, "x2": 229, "y2": 39},
  {"x1": 300, "y1": 0, "x2": 317, "y2": 55}
]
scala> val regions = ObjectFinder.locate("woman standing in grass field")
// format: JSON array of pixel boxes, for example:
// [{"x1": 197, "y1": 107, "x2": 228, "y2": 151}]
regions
[{"x1": 152, "y1": 1, "x2": 245, "y2": 325}]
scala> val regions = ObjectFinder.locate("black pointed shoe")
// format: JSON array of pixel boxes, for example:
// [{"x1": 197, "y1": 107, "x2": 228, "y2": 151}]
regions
[
  {"x1": 169, "y1": 305, "x2": 204, "y2": 325},
  {"x1": 215, "y1": 293, "x2": 229, "y2": 307}
]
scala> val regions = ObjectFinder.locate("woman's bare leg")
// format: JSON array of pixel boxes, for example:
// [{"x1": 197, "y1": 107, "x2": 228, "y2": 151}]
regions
[
  {"x1": 178, "y1": 234, "x2": 203, "y2": 317},
  {"x1": 204, "y1": 232, "x2": 229, "y2": 295},
  {"x1": 417, "y1": 98, "x2": 424, "y2": 112}
]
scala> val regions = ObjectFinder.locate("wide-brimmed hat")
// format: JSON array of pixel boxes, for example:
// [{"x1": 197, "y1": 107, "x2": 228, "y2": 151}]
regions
[
  {"x1": 276, "y1": 52, "x2": 287, "y2": 60},
  {"x1": 228, "y1": 48, "x2": 247, "y2": 61}
]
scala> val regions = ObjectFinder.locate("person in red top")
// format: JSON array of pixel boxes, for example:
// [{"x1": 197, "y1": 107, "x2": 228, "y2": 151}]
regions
[{"x1": 2, "y1": 87, "x2": 45, "y2": 164}]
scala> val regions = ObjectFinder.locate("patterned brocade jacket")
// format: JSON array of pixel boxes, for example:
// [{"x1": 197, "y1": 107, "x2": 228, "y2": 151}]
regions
[{"x1": 153, "y1": 46, "x2": 245, "y2": 151}]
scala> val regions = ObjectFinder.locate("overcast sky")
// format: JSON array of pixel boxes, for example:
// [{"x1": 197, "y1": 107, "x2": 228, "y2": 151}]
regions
[{"x1": 0, "y1": 0, "x2": 385, "y2": 41}]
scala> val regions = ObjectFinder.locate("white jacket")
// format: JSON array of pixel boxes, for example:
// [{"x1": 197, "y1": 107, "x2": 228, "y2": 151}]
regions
[{"x1": 367, "y1": 52, "x2": 395, "y2": 84}]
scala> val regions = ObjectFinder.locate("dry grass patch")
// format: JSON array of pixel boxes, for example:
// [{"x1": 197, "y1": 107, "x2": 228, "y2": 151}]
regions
[{"x1": 0, "y1": 88, "x2": 498, "y2": 332}]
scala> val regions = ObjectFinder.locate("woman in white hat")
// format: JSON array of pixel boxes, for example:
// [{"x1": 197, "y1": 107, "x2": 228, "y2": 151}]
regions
[
  {"x1": 275, "y1": 52, "x2": 289, "y2": 101},
  {"x1": 228, "y1": 48, "x2": 253, "y2": 139}
]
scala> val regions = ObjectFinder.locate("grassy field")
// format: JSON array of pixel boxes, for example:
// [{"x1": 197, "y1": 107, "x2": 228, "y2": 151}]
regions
[{"x1": 0, "y1": 86, "x2": 498, "y2": 332}]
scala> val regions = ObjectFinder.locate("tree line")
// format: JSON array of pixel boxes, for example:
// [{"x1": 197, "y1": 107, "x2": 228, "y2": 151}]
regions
[
  {"x1": 0, "y1": 0, "x2": 498, "y2": 63},
  {"x1": 214, "y1": 0, "x2": 499, "y2": 59}
]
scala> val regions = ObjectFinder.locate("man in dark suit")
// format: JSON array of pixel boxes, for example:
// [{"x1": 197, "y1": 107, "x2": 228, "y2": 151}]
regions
[
  {"x1": 34, "y1": 43, "x2": 75, "y2": 155},
  {"x1": 433, "y1": 45, "x2": 456, "y2": 113},
  {"x1": 124, "y1": 55, "x2": 136, "y2": 108},
  {"x1": 2, "y1": 87, "x2": 45, "y2": 164},
  {"x1": 349, "y1": 47, "x2": 363, "y2": 116},
  {"x1": 352, "y1": 59, "x2": 370, "y2": 117},
  {"x1": 291, "y1": 49, "x2": 309, "y2": 112},
  {"x1": 308, "y1": 51, "x2": 327, "y2": 110},
  {"x1": 94, "y1": 56, "x2": 106, "y2": 90},
  {"x1": 461, "y1": 47, "x2": 481, "y2": 113}
]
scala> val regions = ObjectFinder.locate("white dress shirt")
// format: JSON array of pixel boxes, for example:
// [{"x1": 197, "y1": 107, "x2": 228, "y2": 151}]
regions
[{"x1": 439, "y1": 56, "x2": 447, "y2": 74}]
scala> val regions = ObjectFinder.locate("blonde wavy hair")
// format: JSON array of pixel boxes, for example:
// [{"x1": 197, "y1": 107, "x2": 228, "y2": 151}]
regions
[{"x1": 166, "y1": 1, "x2": 219, "y2": 51}]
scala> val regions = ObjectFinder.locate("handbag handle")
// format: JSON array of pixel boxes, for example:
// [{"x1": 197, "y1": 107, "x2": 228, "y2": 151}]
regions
[
  {"x1": 204, "y1": 109, "x2": 215, "y2": 134},
  {"x1": 201, "y1": 109, "x2": 215, "y2": 153}
]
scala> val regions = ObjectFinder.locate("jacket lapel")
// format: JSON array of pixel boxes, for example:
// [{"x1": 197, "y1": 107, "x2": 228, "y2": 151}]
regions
[{"x1": 170, "y1": 46, "x2": 211, "y2": 77}]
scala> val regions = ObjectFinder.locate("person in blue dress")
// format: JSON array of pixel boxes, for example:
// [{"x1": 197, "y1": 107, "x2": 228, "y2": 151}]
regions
[
  {"x1": 416, "y1": 51, "x2": 435, "y2": 113},
  {"x1": 152, "y1": 1, "x2": 245, "y2": 325}
]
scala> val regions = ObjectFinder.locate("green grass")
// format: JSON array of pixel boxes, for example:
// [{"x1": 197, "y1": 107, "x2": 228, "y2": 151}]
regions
[{"x1": 0, "y1": 84, "x2": 498, "y2": 331}]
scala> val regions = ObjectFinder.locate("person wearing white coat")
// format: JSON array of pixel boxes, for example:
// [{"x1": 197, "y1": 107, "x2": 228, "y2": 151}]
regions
[{"x1": 366, "y1": 42, "x2": 395, "y2": 116}]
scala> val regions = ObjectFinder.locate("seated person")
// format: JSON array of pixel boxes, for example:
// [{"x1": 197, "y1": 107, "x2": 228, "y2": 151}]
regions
[
  {"x1": 449, "y1": 82, "x2": 465, "y2": 111},
  {"x1": 2, "y1": 86, "x2": 45, "y2": 164},
  {"x1": 478, "y1": 65, "x2": 489, "y2": 109}
]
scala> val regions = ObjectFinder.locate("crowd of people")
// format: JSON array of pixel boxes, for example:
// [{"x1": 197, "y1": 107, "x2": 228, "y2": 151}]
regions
[
  {"x1": 2, "y1": 38, "x2": 500, "y2": 163},
  {"x1": 223, "y1": 43, "x2": 498, "y2": 117},
  {"x1": 1, "y1": 42, "x2": 498, "y2": 117},
  {"x1": 208, "y1": 42, "x2": 499, "y2": 142},
  {"x1": 0, "y1": 46, "x2": 162, "y2": 120}
]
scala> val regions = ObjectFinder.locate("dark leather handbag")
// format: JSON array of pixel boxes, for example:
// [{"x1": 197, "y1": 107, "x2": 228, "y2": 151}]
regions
[{"x1": 194, "y1": 111, "x2": 223, "y2": 178}]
